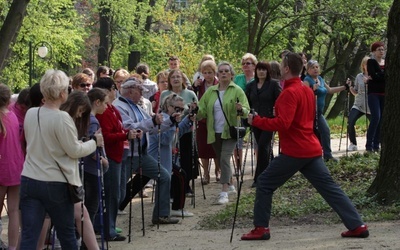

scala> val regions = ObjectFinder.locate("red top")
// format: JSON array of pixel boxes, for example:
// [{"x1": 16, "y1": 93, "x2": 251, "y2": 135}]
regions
[
  {"x1": 96, "y1": 104, "x2": 128, "y2": 163},
  {"x1": 252, "y1": 77, "x2": 322, "y2": 158}
]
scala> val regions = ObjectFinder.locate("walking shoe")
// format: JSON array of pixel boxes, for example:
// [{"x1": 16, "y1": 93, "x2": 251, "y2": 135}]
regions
[
  {"x1": 170, "y1": 209, "x2": 194, "y2": 217},
  {"x1": 152, "y1": 216, "x2": 179, "y2": 225},
  {"x1": 241, "y1": 227, "x2": 271, "y2": 240},
  {"x1": 186, "y1": 192, "x2": 195, "y2": 198},
  {"x1": 341, "y1": 224, "x2": 369, "y2": 238},
  {"x1": 217, "y1": 192, "x2": 229, "y2": 205},
  {"x1": 115, "y1": 227, "x2": 122, "y2": 234},
  {"x1": 348, "y1": 143, "x2": 358, "y2": 151},
  {"x1": 108, "y1": 234, "x2": 126, "y2": 241},
  {"x1": 228, "y1": 185, "x2": 237, "y2": 194},
  {"x1": 117, "y1": 209, "x2": 127, "y2": 215}
]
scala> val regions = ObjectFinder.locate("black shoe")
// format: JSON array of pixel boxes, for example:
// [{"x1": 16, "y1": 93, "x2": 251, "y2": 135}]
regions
[
  {"x1": 108, "y1": 234, "x2": 126, "y2": 241},
  {"x1": 251, "y1": 182, "x2": 257, "y2": 188},
  {"x1": 152, "y1": 216, "x2": 179, "y2": 225}
]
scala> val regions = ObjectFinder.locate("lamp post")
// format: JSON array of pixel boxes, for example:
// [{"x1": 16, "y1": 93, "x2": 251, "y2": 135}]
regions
[{"x1": 29, "y1": 41, "x2": 53, "y2": 86}]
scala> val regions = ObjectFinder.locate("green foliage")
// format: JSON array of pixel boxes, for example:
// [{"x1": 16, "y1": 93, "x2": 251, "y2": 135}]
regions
[{"x1": 199, "y1": 152, "x2": 400, "y2": 230}]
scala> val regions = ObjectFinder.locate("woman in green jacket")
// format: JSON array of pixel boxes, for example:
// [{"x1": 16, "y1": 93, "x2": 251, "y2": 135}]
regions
[{"x1": 197, "y1": 62, "x2": 249, "y2": 205}]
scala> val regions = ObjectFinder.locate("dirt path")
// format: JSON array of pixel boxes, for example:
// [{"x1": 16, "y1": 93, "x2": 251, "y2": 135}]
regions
[{"x1": 2, "y1": 137, "x2": 400, "y2": 249}]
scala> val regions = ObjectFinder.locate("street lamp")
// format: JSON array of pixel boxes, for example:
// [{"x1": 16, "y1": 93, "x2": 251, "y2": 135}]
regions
[{"x1": 29, "y1": 41, "x2": 53, "y2": 86}]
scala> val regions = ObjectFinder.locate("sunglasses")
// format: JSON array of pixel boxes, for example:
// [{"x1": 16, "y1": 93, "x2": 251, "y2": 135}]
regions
[
  {"x1": 79, "y1": 83, "x2": 91, "y2": 88},
  {"x1": 174, "y1": 106, "x2": 185, "y2": 112},
  {"x1": 242, "y1": 62, "x2": 254, "y2": 66}
]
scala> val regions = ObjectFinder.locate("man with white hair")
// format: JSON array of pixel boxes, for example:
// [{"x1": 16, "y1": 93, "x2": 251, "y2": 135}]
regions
[{"x1": 113, "y1": 77, "x2": 180, "y2": 224}]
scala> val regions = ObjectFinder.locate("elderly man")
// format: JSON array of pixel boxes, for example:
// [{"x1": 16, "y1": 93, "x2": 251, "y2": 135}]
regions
[{"x1": 113, "y1": 77, "x2": 179, "y2": 224}]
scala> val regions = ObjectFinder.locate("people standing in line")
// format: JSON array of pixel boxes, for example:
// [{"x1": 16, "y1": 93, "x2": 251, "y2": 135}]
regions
[
  {"x1": 60, "y1": 91, "x2": 105, "y2": 249},
  {"x1": 366, "y1": 41, "x2": 385, "y2": 152},
  {"x1": 242, "y1": 52, "x2": 369, "y2": 241},
  {"x1": 93, "y1": 77, "x2": 137, "y2": 241},
  {"x1": 113, "y1": 77, "x2": 180, "y2": 225},
  {"x1": 196, "y1": 62, "x2": 250, "y2": 205},
  {"x1": 20, "y1": 70, "x2": 103, "y2": 249},
  {"x1": 160, "y1": 69, "x2": 199, "y2": 197},
  {"x1": 347, "y1": 57, "x2": 371, "y2": 151},
  {"x1": 71, "y1": 73, "x2": 93, "y2": 93},
  {"x1": 0, "y1": 84, "x2": 24, "y2": 250},
  {"x1": 150, "y1": 71, "x2": 169, "y2": 114},
  {"x1": 193, "y1": 60, "x2": 221, "y2": 184},
  {"x1": 233, "y1": 53, "x2": 258, "y2": 171},
  {"x1": 245, "y1": 61, "x2": 282, "y2": 188},
  {"x1": 303, "y1": 60, "x2": 349, "y2": 162},
  {"x1": 148, "y1": 94, "x2": 195, "y2": 217},
  {"x1": 136, "y1": 63, "x2": 158, "y2": 99}
]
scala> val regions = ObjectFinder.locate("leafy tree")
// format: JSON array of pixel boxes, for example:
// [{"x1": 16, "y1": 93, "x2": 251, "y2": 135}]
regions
[{"x1": 367, "y1": 0, "x2": 400, "y2": 204}]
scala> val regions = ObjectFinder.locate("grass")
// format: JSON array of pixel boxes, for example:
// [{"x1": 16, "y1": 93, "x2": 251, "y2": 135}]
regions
[
  {"x1": 199, "y1": 152, "x2": 400, "y2": 230},
  {"x1": 328, "y1": 115, "x2": 369, "y2": 138}
]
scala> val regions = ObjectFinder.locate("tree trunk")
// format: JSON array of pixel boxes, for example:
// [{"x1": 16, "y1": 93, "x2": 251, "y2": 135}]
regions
[
  {"x1": 286, "y1": 0, "x2": 304, "y2": 51},
  {"x1": 98, "y1": 1, "x2": 111, "y2": 66},
  {"x1": 367, "y1": 0, "x2": 400, "y2": 204},
  {"x1": 144, "y1": 0, "x2": 157, "y2": 32},
  {"x1": 0, "y1": 0, "x2": 30, "y2": 72}
]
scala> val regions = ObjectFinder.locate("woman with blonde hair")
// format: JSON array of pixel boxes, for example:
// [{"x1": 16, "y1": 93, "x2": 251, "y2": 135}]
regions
[
  {"x1": 347, "y1": 57, "x2": 371, "y2": 151},
  {"x1": 20, "y1": 70, "x2": 103, "y2": 249},
  {"x1": 0, "y1": 84, "x2": 24, "y2": 250}
]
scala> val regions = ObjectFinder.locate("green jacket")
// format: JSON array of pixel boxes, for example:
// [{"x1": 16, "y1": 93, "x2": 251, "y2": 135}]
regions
[{"x1": 197, "y1": 81, "x2": 249, "y2": 144}]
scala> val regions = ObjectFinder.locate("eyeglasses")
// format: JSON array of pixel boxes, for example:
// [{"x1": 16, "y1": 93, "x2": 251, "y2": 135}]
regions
[
  {"x1": 218, "y1": 69, "x2": 231, "y2": 73},
  {"x1": 376, "y1": 48, "x2": 385, "y2": 52},
  {"x1": 174, "y1": 106, "x2": 185, "y2": 112},
  {"x1": 242, "y1": 62, "x2": 254, "y2": 66},
  {"x1": 79, "y1": 83, "x2": 91, "y2": 88}
]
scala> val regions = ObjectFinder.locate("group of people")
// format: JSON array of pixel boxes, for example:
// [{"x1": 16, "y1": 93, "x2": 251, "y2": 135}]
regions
[{"x1": 0, "y1": 41, "x2": 385, "y2": 248}]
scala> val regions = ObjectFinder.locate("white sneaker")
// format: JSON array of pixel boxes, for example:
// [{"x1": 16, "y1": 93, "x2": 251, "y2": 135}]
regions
[
  {"x1": 170, "y1": 209, "x2": 194, "y2": 217},
  {"x1": 348, "y1": 144, "x2": 358, "y2": 151},
  {"x1": 228, "y1": 185, "x2": 237, "y2": 194},
  {"x1": 217, "y1": 192, "x2": 229, "y2": 205},
  {"x1": 118, "y1": 209, "x2": 127, "y2": 215},
  {"x1": 145, "y1": 179, "x2": 155, "y2": 188}
]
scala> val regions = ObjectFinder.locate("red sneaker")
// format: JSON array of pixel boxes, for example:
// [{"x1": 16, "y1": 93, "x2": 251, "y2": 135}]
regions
[
  {"x1": 341, "y1": 224, "x2": 369, "y2": 238},
  {"x1": 241, "y1": 227, "x2": 270, "y2": 240}
]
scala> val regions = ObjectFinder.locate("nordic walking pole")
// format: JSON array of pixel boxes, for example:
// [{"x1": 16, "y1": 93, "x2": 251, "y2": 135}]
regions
[
  {"x1": 137, "y1": 134, "x2": 145, "y2": 236},
  {"x1": 190, "y1": 98, "x2": 196, "y2": 208},
  {"x1": 234, "y1": 98, "x2": 241, "y2": 188},
  {"x1": 96, "y1": 148, "x2": 106, "y2": 249},
  {"x1": 250, "y1": 120, "x2": 254, "y2": 177},
  {"x1": 157, "y1": 111, "x2": 161, "y2": 229},
  {"x1": 364, "y1": 80, "x2": 369, "y2": 137},
  {"x1": 230, "y1": 109, "x2": 252, "y2": 243},
  {"x1": 79, "y1": 157, "x2": 85, "y2": 246},
  {"x1": 128, "y1": 138, "x2": 134, "y2": 242}
]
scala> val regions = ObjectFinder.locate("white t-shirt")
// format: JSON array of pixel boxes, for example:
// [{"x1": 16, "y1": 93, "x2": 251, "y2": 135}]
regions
[{"x1": 213, "y1": 90, "x2": 226, "y2": 133}]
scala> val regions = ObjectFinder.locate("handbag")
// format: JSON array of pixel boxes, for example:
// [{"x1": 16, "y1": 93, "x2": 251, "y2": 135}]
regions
[
  {"x1": 216, "y1": 91, "x2": 246, "y2": 139},
  {"x1": 37, "y1": 108, "x2": 84, "y2": 203}
]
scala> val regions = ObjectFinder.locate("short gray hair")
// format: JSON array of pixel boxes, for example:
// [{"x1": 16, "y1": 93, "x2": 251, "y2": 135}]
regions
[
  {"x1": 40, "y1": 69, "x2": 69, "y2": 101},
  {"x1": 217, "y1": 61, "x2": 235, "y2": 78}
]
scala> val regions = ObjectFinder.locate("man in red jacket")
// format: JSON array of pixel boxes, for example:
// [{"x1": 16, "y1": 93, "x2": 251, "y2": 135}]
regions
[{"x1": 241, "y1": 52, "x2": 369, "y2": 240}]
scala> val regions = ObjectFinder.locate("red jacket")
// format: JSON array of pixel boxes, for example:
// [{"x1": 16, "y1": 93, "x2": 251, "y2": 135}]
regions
[
  {"x1": 252, "y1": 77, "x2": 322, "y2": 158},
  {"x1": 96, "y1": 104, "x2": 128, "y2": 163}
]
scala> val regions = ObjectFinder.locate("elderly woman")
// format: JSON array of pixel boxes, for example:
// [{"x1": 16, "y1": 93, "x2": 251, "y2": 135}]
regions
[
  {"x1": 197, "y1": 62, "x2": 249, "y2": 205},
  {"x1": 193, "y1": 60, "x2": 220, "y2": 184},
  {"x1": 160, "y1": 69, "x2": 198, "y2": 197},
  {"x1": 20, "y1": 70, "x2": 103, "y2": 249},
  {"x1": 71, "y1": 72, "x2": 93, "y2": 93}
]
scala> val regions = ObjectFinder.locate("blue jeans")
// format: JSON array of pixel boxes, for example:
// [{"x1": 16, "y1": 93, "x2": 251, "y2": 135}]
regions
[
  {"x1": 119, "y1": 149, "x2": 129, "y2": 206},
  {"x1": 366, "y1": 94, "x2": 384, "y2": 151},
  {"x1": 20, "y1": 176, "x2": 77, "y2": 249},
  {"x1": 253, "y1": 155, "x2": 364, "y2": 230},
  {"x1": 103, "y1": 159, "x2": 122, "y2": 238},
  {"x1": 125, "y1": 155, "x2": 171, "y2": 219},
  {"x1": 317, "y1": 113, "x2": 332, "y2": 159},
  {"x1": 347, "y1": 108, "x2": 370, "y2": 145}
]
